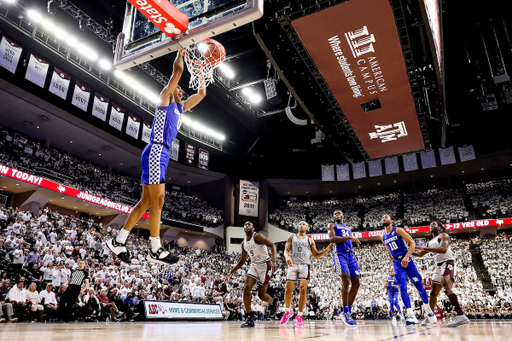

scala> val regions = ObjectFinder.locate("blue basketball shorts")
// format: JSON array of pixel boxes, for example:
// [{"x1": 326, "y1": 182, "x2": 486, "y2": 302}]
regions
[
  {"x1": 388, "y1": 291, "x2": 399, "y2": 304},
  {"x1": 392, "y1": 257, "x2": 422, "y2": 284},
  {"x1": 140, "y1": 143, "x2": 170, "y2": 185},
  {"x1": 333, "y1": 252, "x2": 360, "y2": 277}
]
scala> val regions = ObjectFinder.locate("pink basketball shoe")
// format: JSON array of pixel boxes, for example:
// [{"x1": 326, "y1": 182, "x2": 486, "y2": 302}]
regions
[
  {"x1": 280, "y1": 309, "x2": 294, "y2": 324},
  {"x1": 295, "y1": 315, "x2": 304, "y2": 327}
]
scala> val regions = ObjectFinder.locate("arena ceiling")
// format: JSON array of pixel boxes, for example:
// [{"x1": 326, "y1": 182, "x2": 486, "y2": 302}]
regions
[{"x1": 6, "y1": 0, "x2": 512, "y2": 181}]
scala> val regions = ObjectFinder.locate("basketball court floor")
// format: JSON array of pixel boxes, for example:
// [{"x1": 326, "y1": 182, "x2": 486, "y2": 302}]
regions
[{"x1": 1, "y1": 320, "x2": 511, "y2": 341}]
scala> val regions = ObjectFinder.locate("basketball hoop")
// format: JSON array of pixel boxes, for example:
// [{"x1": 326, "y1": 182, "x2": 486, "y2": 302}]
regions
[{"x1": 183, "y1": 38, "x2": 226, "y2": 91}]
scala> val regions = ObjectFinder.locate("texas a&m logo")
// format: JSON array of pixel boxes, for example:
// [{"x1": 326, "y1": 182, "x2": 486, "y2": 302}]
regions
[{"x1": 369, "y1": 121, "x2": 408, "y2": 143}]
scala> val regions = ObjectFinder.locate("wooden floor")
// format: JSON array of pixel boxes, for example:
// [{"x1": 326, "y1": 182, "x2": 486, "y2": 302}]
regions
[{"x1": 1, "y1": 320, "x2": 511, "y2": 341}]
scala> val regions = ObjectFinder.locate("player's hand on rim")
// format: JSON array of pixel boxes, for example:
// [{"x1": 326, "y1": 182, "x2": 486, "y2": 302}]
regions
[{"x1": 401, "y1": 255, "x2": 410, "y2": 268}]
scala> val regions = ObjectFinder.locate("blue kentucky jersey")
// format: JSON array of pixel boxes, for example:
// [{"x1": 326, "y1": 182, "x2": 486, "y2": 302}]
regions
[
  {"x1": 150, "y1": 102, "x2": 183, "y2": 147},
  {"x1": 382, "y1": 226, "x2": 409, "y2": 258},
  {"x1": 334, "y1": 223, "x2": 353, "y2": 253},
  {"x1": 388, "y1": 277, "x2": 399, "y2": 292}
]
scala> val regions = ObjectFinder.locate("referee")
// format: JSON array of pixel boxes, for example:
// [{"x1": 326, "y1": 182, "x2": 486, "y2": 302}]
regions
[{"x1": 59, "y1": 260, "x2": 89, "y2": 322}]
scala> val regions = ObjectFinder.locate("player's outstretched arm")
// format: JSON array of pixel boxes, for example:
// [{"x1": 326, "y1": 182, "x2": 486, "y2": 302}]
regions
[
  {"x1": 225, "y1": 244, "x2": 248, "y2": 283},
  {"x1": 159, "y1": 50, "x2": 185, "y2": 106},
  {"x1": 183, "y1": 67, "x2": 206, "y2": 112},
  {"x1": 283, "y1": 234, "x2": 293, "y2": 267},
  {"x1": 254, "y1": 233, "x2": 277, "y2": 272},
  {"x1": 310, "y1": 238, "x2": 333, "y2": 259},
  {"x1": 417, "y1": 234, "x2": 450, "y2": 254}
]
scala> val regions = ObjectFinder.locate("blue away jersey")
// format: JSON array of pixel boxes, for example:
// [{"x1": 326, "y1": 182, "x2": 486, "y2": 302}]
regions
[
  {"x1": 382, "y1": 226, "x2": 409, "y2": 258},
  {"x1": 334, "y1": 223, "x2": 353, "y2": 253},
  {"x1": 150, "y1": 102, "x2": 183, "y2": 147}
]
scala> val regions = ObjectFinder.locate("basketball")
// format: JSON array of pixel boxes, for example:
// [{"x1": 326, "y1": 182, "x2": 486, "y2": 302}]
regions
[{"x1": 203, "y1": 43, "x2": 224, "y2": 66}]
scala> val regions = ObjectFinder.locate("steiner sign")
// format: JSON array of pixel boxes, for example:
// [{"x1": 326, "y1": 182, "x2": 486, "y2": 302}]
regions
[
  {"x1": 144, "y1": 301, "x2": 222, "y2": 320},
  {"x1": 292, "y1": 0, "x2": 424, "y2": 158},
  {"x1": 127, "y1": 0, "x2": 189, "y2": 38},
  {"x1": 0, "y1": 163, "x2": 149, "y2": 220}
]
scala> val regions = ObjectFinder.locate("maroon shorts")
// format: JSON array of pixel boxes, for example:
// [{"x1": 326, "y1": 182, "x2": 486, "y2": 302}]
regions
[{"x1": 433, "y1": 260, "x2": 455, "y2": 284}]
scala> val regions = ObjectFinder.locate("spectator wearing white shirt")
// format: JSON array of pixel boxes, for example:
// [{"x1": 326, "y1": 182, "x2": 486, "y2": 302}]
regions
[
  {"x1": 26, "y1": 283, "x2": 44, "y2": 321},
  {"x1": 39, "y1": 283, "x2": 58, "y2": 320}
]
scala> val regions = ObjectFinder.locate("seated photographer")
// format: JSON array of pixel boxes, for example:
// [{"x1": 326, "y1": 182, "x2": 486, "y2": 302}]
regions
[{"x1": 84, "y1": 288, "x2": 101, "y2": 320}]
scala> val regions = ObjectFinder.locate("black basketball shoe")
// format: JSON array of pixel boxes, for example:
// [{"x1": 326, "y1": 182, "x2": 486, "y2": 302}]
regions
[
  {"x1": 107, "y1": 239, "x2": 131, "y2": 263},
  {"x1": 147, "y1": 247, "x2": 180, "y2": 265},
  {"x1": 241, "y1": 312, "x2": 255, "y2": 328}
]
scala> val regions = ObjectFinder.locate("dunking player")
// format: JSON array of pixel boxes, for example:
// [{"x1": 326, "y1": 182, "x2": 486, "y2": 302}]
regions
[
  {"x1": 328, "y1": 210, "x2": 360, "y2": 326},
  {"x1": 280, "y1": 221, "x2": 333, "y2": 327},
  {"x1": 225, "y1": 221, "x2": 277, "y2": 328},
  {"x1": 415, "y1": 221, "x2": 470, "y2": 327},
  {"x1": 385, "y1": 272, "x2": 404, "y2": 325},
  {"x1": 381, "y1": 214, "x2": 437, "y2": 325},
  {"x1": 107, "y1": 50, "x2": 206, "y2": 264}
]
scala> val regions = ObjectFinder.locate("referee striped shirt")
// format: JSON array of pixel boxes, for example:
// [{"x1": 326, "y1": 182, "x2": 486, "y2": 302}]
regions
[{"x1": 69, "y1": 269, "x2": 89, "y2": 286}]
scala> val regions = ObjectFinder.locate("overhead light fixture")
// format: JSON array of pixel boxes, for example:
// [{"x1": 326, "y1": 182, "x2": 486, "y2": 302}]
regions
[
  {"x1": 241, "y1": 87, "x2": 253, "y2": 96},
  {"x1": 27, "y1": 9, "x2": 43, "y2": 23},
  {"x1": 42, "y1": 19, "x2": 56, "y2": 31},
  {"x1": 5, "y1": 0, "x2": 16, "y2": 4},
  {"x1": 77, "y1": 44, "x2": 98, "y2": 61},
  {"x1": 53, "y1": 27, "x2": 67, "y2": 40},
  {"x1": 248, "y1": 94, "x2": 262, "y2": 104},
  {"x1": 66, "y1": 35, "x2": 78, "y2": 47},
  {"x1": 99, "y1": 59, "x2": 112, "y2": 71},
  {"x1": 114, "y1": 70, "x2": 125, "y2": 79},
  {"x1": 217, "y1": 63, "x2": 235, "y2": 79}
]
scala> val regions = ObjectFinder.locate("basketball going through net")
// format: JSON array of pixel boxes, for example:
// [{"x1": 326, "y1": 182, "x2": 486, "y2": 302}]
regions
[{"x1": 183, "y1": 38, "x2": 226, "y2": 91}]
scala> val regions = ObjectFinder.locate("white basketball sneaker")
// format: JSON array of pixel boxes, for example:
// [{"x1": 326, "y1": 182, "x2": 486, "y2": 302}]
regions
[
  {"x1": 406, "y1": 315, "x2": 419, "y2": 325},
  {"x1": 423, "y1": 304, "x2": 437, "y2": 324},
  {"x1": 392, "y1": 316, "x2": 397, "y2": 325}
]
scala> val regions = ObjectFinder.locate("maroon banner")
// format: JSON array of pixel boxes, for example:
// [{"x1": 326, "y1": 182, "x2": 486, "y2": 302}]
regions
[
  {"x1": 308, "y1": 217, "x2": 512, "y2": 241},
  {"x1": 185, "y1": 143, "x2": 196, "y2": 166},
  {"x1": 198, "y1": 148, "x2": 209, "y2": 170},
  {"x1": 292, "y1": 0, "x2": 424, "y2": 158}
]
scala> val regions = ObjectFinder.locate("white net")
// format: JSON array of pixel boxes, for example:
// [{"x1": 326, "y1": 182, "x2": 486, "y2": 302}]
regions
[{"x1": 183, "y1": 38, "x2": 226, "y2": 91}]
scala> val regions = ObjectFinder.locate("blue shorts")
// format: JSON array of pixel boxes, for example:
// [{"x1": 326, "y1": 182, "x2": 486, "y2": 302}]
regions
[
  {"x1": 388, "y1": 291, "x2": 399, "y2": 302},
  {"x1": 140, "y1": 143, "x2": 170, "y2": 185},
  {"x1": 392, "y1": 257, "x2": 422, "y2": 285},
  {"x1": 334, "y1": 252, "x2": 360, "y2": 277}
]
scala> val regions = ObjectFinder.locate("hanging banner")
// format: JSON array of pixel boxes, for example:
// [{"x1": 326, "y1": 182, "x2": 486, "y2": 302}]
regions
[
  {"x1": 368, "y1": 160, "x2": 383, "y2": 177},
  {"x1": 185, "y1": 143, "x2": 196, "y2": 166},
  {"x1": 71, "y1": 81, "x2": 91, "y2": 111},
  {"x1": 198, "y1": 148, "x2": 209, "y2": 170},
  {"x1": 126, "y1": 113, "x2": 141, "y2": 139},
  {"x1": 291, "y1": 0, "x2": 425, "y2": 158},
  {"x1": 109, "y1": 103, "x2": 125, "y2": 131},
  {"x1": 458, "y1": 145, "x2": 476, "y2": 162},
  {"x1": 420, "y1": 150, "x2": 436, "y2": 169},
  {"x1": 25, "y1": 54, "x2": 49, "y2": 88},
  {"x1": 352, "y1": 162, "x2": 366, "y2": 179},
  {"x1": 239, "y1": 180, "x2": 259, "y2": 217},
  {"x1": 439, "y1": 146, "x2": 456, "y2": 165},
  {"x1": 0, "y1": 36, "x2": 22, "y2": 73},
  {"x1": 321, "y1": 164, "x2": 335, "y2": 181},
  {"x1": 384, "y1": 156, "x2": 399, "y2": 174},
  {"x1": 142, "y1": 121, "x2": 152, "y2": 143},
  {"x1": 92, "y1": 93, "x2": 109, "y2": 121},
  {"x1": 336, "y1": 164, "x2": 350, "y2": 181},
  {"x1": 48, "y1": 67, "x2": 71, "y2": 100},
  {"x1": 170, "y1": 139, "x2": 180, "y2": 162},
  {"x1": 402, "y1": 153, "x2": 418, "y2": 172}
]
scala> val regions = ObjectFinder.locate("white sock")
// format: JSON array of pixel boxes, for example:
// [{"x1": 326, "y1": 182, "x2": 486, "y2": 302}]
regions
[
  {"x1": 423, "y1": 304, "x2": 433, "y2": 314},
  {"x1": 150, "y1": 237, "x2": 162, "y2": 253},
  {"x1": 116, "y1": 229, "x2": 130, "y2": 244},
  {"x1": 297, "y1": 311, "x2": 302, "y2": 316},
  {"x1": 407, "y1": 308, "x2": 414, "y2": 317}
]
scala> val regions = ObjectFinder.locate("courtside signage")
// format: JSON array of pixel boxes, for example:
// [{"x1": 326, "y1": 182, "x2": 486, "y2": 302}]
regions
[
  {"x1": 144, "y1": 301, "x2": 222, "y2": 320},
  {"x1": 0, "y1": 164, "x2": 149, "y2": 219},
  {"x1": 308, "y1": 218, "x2": 512, "y2": 240},
  {"x1": 292, "y1": 0, "x2": 424, "y2": 158},
  {"x1": 127, "y1": 0, "x2": 189, "y2": 38}
]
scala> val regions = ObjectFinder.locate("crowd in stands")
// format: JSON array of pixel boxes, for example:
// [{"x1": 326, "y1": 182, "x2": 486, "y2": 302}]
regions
[
  {"x1": 357, "y1": 193, "x2": 401, "y2": 230},
  {"x1": 480, "y1": 233, "x2": 512, "y2": 294},
  {"x1": 1, "y1": 202, "x2": 511, "y2": 323},
  {"x1": 403, "y1": 188, "x2": 469, "y2": 227},
  {"x1": 0, "y1": 129, "x2": 223, "y2": 228},
  {"x1": 466, "y1": 179, "x2": 512, "y2": 219}
]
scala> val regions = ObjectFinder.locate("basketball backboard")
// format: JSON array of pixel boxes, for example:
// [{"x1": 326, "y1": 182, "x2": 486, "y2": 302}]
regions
[{"x1": 114, "y1": 0, "x2": 263, "y2": 70}]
